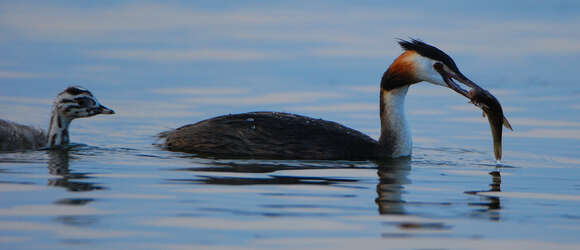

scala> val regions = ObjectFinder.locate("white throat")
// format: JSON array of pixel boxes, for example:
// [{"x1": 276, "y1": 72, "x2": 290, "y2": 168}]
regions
[
  {"x1": 379, "y1": 86, "x2": 412, "y2": 157},
  {"x1": 46, "y1": 106, "x2": 72, "y2": 148}
]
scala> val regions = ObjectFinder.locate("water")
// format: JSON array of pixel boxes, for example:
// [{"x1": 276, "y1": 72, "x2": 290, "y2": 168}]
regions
[{"x1": 1, "y1": 1, "x2": 580, "y2": 249}]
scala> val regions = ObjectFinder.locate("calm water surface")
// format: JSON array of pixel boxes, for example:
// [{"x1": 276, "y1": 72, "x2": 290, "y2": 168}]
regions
[
  {"x1": 1, "y1": 1, "x2": 580, "y2": 249},
  {"x1": 1, "y1": 82, "x2": 579, "y2": 249}
]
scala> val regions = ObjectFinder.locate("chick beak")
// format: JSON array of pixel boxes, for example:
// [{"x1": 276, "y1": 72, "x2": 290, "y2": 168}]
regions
[{"x1": 98, "y1": 105, "x2": 115, "y2": 115}]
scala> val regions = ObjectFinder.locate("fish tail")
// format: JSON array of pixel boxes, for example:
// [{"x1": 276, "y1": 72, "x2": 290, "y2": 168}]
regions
[
  {"x1": 493, "y1": 138, "x2": 502, "y2": 161},
  {"x1": 503, "y1": 116, "x2": 513, "y2": 131},
  {"x1": 489, "y1": 116, "x2": 503, "y2": 161}
]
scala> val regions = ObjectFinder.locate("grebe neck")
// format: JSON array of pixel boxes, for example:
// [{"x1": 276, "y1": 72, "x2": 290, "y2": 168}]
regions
[
  {"x1": 378, "y1": 86, "x2": 412, "y2": 158},
  {"x1": 46, "y1": 106, "x2": 72, "y2": 148}
]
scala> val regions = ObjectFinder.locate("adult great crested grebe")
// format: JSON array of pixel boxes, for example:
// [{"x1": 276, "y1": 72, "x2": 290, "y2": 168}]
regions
[
  {"x1": 160, "y1": 39, "x2": 485, "y2": 160},
  {"x1": 0, "y1": 86, "x2": 114, "y2": 151}
]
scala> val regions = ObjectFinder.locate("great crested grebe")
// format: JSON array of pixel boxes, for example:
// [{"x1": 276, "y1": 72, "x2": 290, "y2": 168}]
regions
[
  {"x1": 0, "y1": 86, "x2": 114, "y2": 151},
  {"x1": 160, "y1": 39, "x2": 484, "y2": 160}
]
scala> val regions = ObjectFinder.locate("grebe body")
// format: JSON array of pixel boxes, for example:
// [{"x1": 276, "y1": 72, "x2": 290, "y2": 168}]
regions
[
  {"x1": 163, "y1": 112, "x2": 380, "y2": 160},
  {"x1": 161, "y1": 39, "x2": 482, "y2": 159},
  {"x1": 0, "y1": 86, "x2": 114, "y2": 151}
]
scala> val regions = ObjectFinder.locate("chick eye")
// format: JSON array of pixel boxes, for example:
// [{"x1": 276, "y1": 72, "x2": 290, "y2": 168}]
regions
[{"x1": 76, "y1": 97, "x2": 95, "y2": 107}]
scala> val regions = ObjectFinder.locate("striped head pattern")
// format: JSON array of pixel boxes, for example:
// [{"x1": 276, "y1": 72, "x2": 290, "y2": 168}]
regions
[
  {"x1": 46, "y1": 86, "x2": 114, "y2": 147},
  {"x1": 54, "y1": 86, "x2": 114, "y2": 119}
]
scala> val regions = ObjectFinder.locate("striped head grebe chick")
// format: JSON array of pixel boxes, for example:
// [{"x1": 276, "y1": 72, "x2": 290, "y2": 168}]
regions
[
  {"x1": 160, "y1": 39, "x2": 485, "y2": 160},
  {"x1": 0, "y1": 86, "x2": 114, "y2": 152}
]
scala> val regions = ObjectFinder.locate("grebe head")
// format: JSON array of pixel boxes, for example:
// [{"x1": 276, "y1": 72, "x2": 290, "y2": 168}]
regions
[
  {"x1": 45, "y1": 86, "x2": 114, "y2": 148},
  {"x1": 54, "y1": 86, "x2": 115, "y2": 119},
  {"x1": 384, "y1": 39, "x2": 481, "y2": 96}
]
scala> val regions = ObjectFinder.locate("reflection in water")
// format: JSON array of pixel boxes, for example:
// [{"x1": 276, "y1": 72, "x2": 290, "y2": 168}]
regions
[
  {"x1": 465, "y1": 171, "x2": 502, "y2": 221},
  {"x1": 47, "y1": 149, "x2": 102, "y2": 228},
  {"x1": 168, "y1": 160, "x2": 372, "y2": 217},
  {"x1": 170, "y1": 160, "x2": 362, "y2": 186},
  {"x1": 47, "y1": 149, "x2": 70, "y2": 175},
  {"x1": 174, "y1": 159, "x2": 365, "y2": 173},
  {"x1": 54, "y1": 198, "x2": 95, "y2": 206},
  {"x1": 176, "y1": 161, "x2": 311, "y2": 174},
  {"x1": 172, "y1": 174, "x2": 359, "y2": 186},
  {"x1": 490, "y1": 171, "x2": 501, "y2": 192},
  {"x1": 54, "y1": 215, "x2": 99, "y2": 227},
  {"x1": 171, "y1": 158, "x2": 412, "y2": 217},
  {"x1": 47, "y1": 149, "x2": 104, "y2": 192},
  {"x1": 375, "y1": 159, "x2": 456, "y2": 233},
  {"x1": 375, "y1": 159, "x2": 411, "y2": 215}
]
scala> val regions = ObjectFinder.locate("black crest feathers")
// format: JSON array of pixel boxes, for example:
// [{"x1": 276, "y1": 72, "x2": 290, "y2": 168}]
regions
[{"x1": 397, "y1": 38, "x2": 461, "y2": 75}]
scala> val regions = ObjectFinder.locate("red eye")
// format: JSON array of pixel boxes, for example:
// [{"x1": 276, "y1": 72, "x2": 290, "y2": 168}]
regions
[{"x1": 433, "y1": 62, "x2": 444, "y2": 70}]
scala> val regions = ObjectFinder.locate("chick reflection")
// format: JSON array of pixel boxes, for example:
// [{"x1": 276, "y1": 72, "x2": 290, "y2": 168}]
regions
[
  {"x1": 47, "y1": 149, "x2": 70, "y2": 175},
  {"x1": 465, "y1": 171, "x2": 502, "y2": 220},
  {"x1": 374, "y1": 159, "x2": 411, "y2": 215},
  {"x1": 47, "y1": 149, "x2": 104, "y2": 192}
]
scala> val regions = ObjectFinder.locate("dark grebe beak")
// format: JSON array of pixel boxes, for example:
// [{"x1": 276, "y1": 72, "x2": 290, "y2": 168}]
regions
[{"x1": 433, "y1": 63, "x2": 482, "y2": 98}]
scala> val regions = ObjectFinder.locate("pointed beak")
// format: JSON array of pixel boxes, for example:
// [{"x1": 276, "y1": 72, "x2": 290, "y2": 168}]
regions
[
  {"x1": 97, "y1": 105, "x2": 115, "y2": 115},
  {"x1": 433, "y1": 64, "x2": 483, "y2": 98}
]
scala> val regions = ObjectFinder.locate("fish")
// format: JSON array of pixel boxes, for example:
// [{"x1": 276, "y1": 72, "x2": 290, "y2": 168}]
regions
[{"x1": 467, "y1": 87, "x2": 513, "y2": 161}]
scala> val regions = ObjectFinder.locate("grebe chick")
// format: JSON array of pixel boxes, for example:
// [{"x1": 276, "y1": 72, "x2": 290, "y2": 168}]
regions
[
  {"x1": 160, "y1": 39, "x2": 485, "y2": 160},
  {"x1": 0, "y1": 86, "x2": 114, "y2": 151}
]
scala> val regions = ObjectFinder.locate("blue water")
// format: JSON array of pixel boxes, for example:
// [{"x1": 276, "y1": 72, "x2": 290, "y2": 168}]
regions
[{"x1": 1, "y1": 1, "x2": 580, "y2": 249}]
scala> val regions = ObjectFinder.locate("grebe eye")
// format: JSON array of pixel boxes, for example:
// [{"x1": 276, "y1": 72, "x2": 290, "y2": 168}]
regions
[{"x1": 433, "y1": 62, "x2": 443, "y2": 70}]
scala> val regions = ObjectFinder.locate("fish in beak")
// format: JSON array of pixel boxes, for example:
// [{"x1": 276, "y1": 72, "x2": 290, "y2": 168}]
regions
[
  {"x1": 434, "y1": 63, "x2": 513, "y2": 162},
  {"x1": 468, "y1": 87, "x2": 513, "y2": 161}
]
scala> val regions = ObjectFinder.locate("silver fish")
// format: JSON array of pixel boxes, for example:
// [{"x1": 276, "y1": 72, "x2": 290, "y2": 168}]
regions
[{"x1": 467, "y1": 87, "x2": 513, "y2": 161}]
